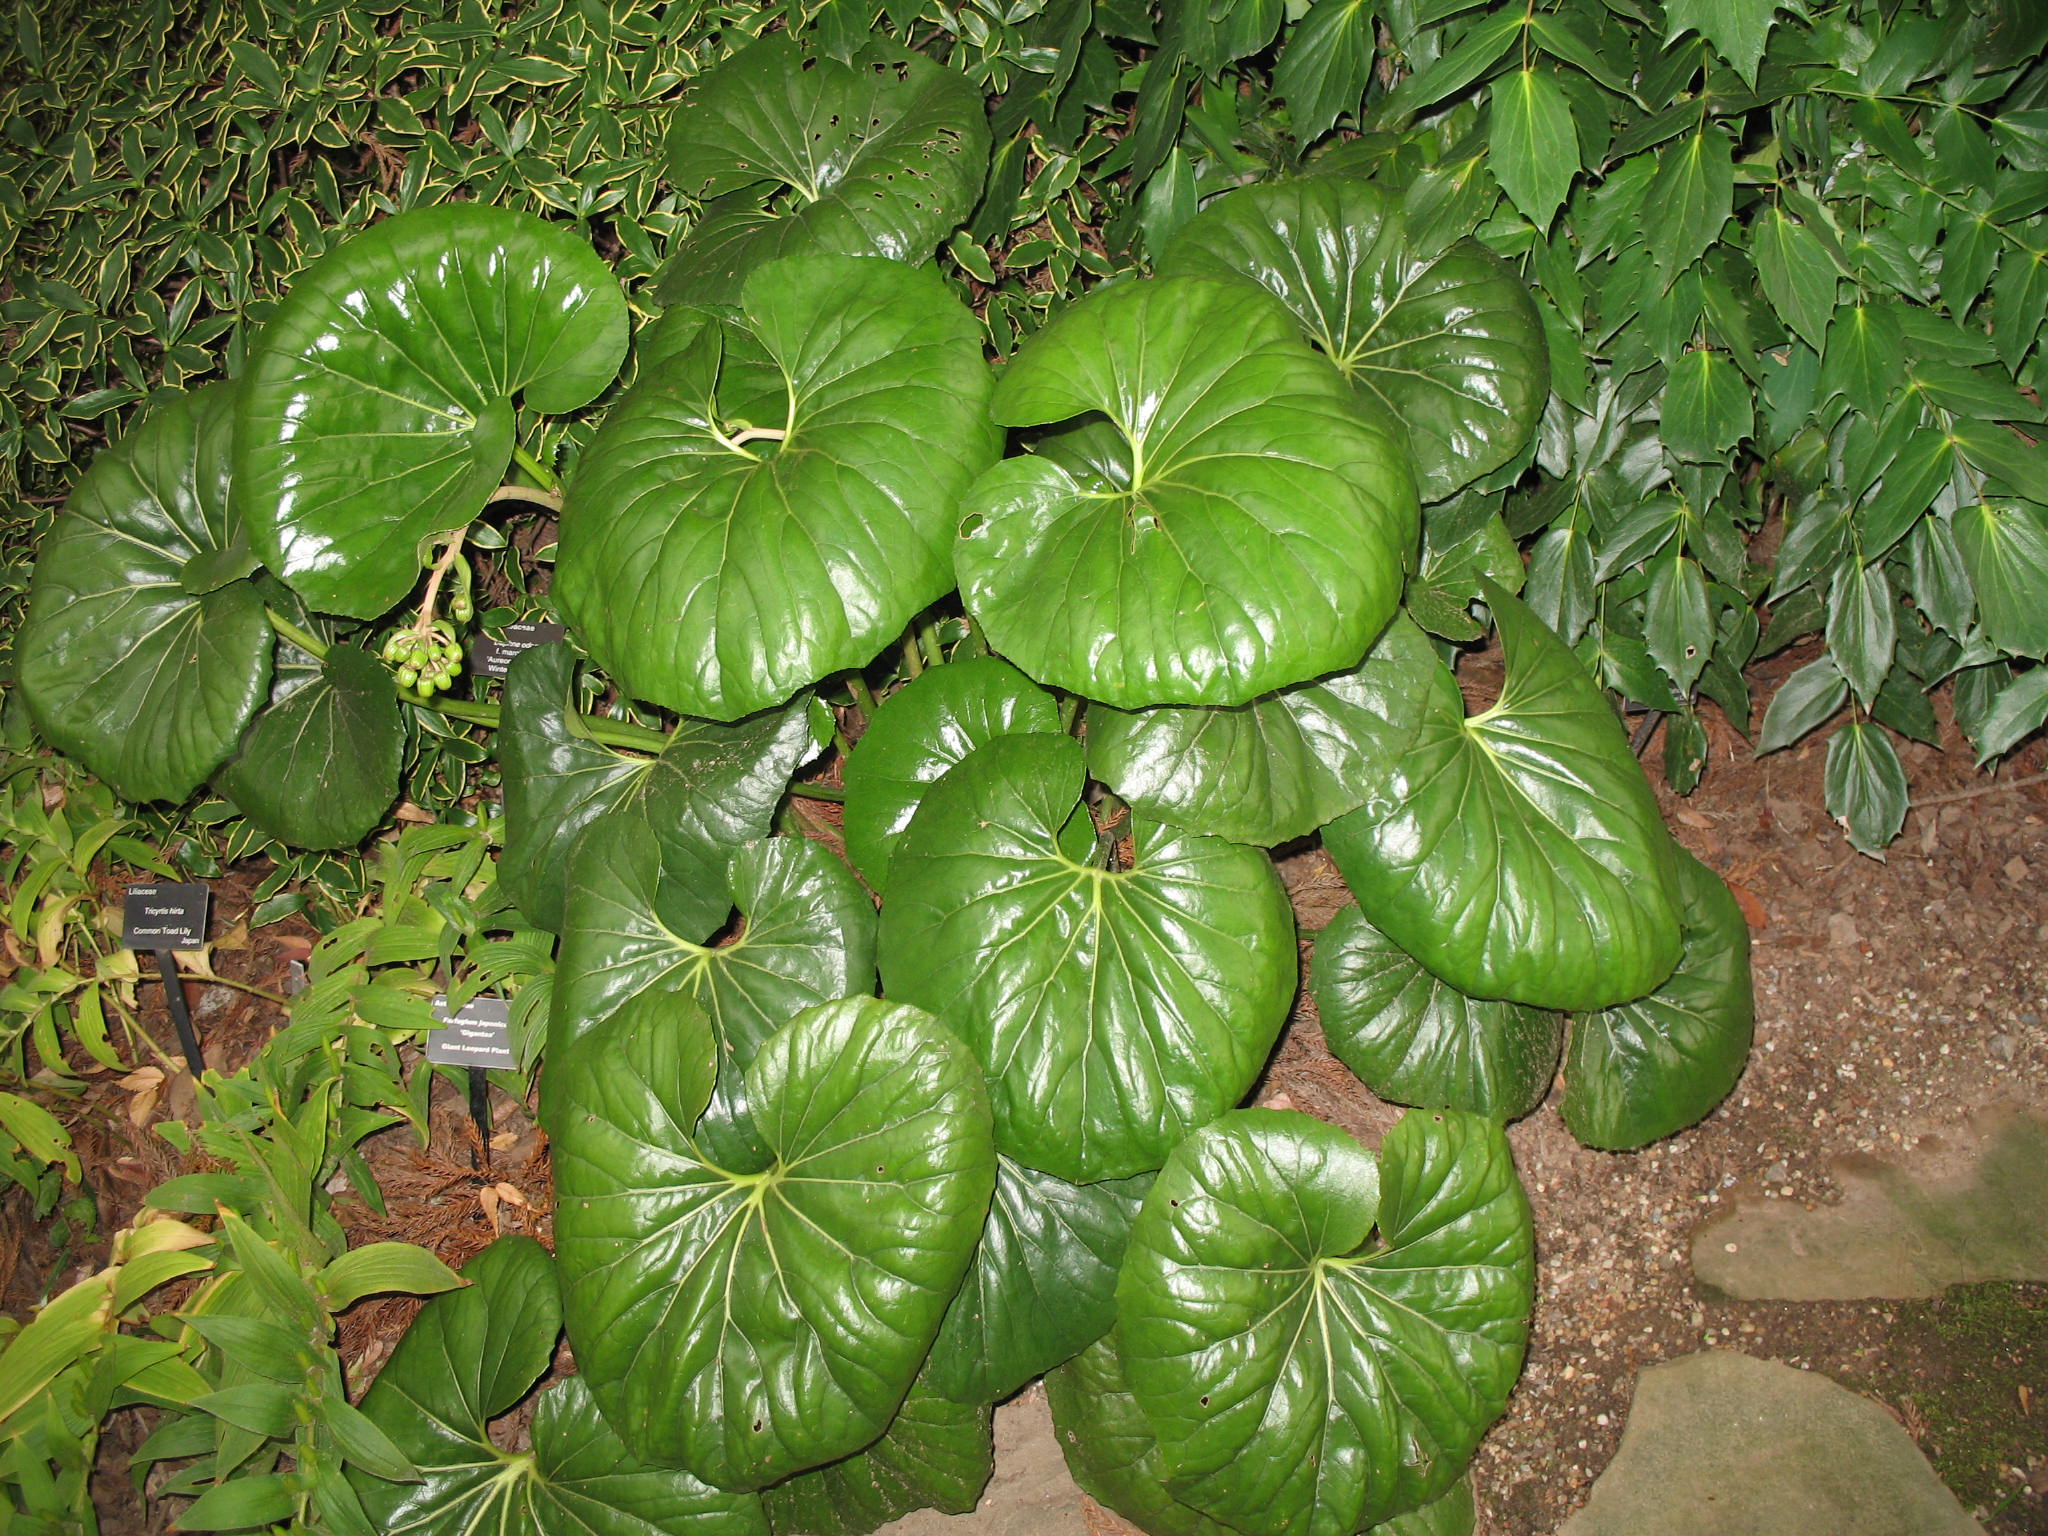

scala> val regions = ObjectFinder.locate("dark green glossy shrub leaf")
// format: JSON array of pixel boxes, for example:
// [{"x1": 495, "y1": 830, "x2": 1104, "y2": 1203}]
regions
[
  {"x1": 761, "y1": 1384, "x2": 990, "y2": 1536},
  {"x1": 1086, "y1": 614, "x2": 1440, "y2": 847},
  {"x1": 841, "y1": 656, "x2": 1059, "y2": 890},
  {"x1": 499, "y1": 643, "x2": 813, "y2": 932},
  {"x1": 1117, "y1": 1108, "x2": 1533, "y2": 1536},
  {"x1": 213, "y1": 643, "x2": 400, "y2": 850},
  {"x1": 927, "y1": 1156, "x2": 1150, "y2": 1407},
  {"x1": 1323, "y1": 583, "x2": 1683, "y2": 1011},
  {"x1": 956, "y1": 276, "x2": 1416, "y2": 708},
  {"x1": 1406, "y1": 492, "x2": 1525, "y2": 643},
  {"x1": 355, "y1": 1237, "x2": 766, "y2": 1536},
  {"x1": 880, "y1": 733, "x2": 1296, "y2": 1182},
  {"x1": 1310, "y1": 903, "x2": 1563, "y2": 1121},
  {"x1": 1955, "y1": 499, "x2": 2048, "y2": 658},
  {"x1": 1159, "y1": 177, "x2": 1547, "y2": 502},
  {"x1": 237, "y1": 205, "x2": 627, "y2": 618},
  {"x1": 557, "y1": 255, "x2": 999, "y2": 719},
  {"x1": 1973, "y1": 665, "x2": 2048, "y2": 763},
  {"x1": 654, "y1": 36, "x2": 989, "y2": 307},
  {"x1": 1562, "y1": 848, "x2": 1754, "y2": 1150},
  {"x1": 1489, "y1": 68, "x2": 1577, "y2": 234},
  {"x1": 17, "y1": 385, "x2": 271, "y2": 804},
  {"x1": 1823, "y1": 720, "x2": 1908, "y2": 855},
  {"x1": 547, "y1": 993, "x2": 996, "y2": 1490}
]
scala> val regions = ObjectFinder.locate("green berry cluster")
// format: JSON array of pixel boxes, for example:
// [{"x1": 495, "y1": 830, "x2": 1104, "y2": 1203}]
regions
[{"x1": 382, "y1": 620, "x2": 465, "y2": 694}]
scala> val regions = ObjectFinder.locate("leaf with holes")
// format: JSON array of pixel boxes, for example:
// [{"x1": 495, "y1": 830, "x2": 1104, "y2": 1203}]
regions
[
  {"x1": 653, "y1": 36, "x2": 989, "y2": 307},
  {"x1": 17, "y1": 385, "x2": 271, "y2": 804},
  {"x1": 556, "y1": 255, "x2": 999, "y2": 720},
  {"x1": 1116, "y1": 1108, "x2": 1532, "y2": 1536},
  {"x1": 880, "y1": 733, "x2": 1296, "y2": 1182},
  {"x1": 1159, "y1": 177, "x2": 1547, "y2": 503},
  {"x1": 236, "y1": 205, "x2": 627, "y2": 618},
  {"x1": 546, "y1": 994, "x2": 995, "y2": 1490}
]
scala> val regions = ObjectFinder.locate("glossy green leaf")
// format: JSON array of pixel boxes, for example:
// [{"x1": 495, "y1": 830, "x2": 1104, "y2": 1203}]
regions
[
  {"x1": 213, "y1": 643, "x2": 401, "y2": 851},
  {"x1": 1954, "y1": 499, "x2": 2048, "y2": 658},
  {"x1": 17, "y1": 385, "x2": 271, "y2": 803},
  {"x1": 557, "y1": 255, "x2": 999, "y2": 719},
  {"x1": 1859, "y1": 426, "x2": 1954, "y2": 557},
  {"x1": 653, "y1": 36, "x2": 989, "y2": 307},
  {"x1": 1489, "y1": 69, "x2": 1577, "y2": 233},
  {"x1": 1973, "y1": 665, "x2": 2048, "y2": 763},
  {"x1": 547, "y1": 994, "x2": 996, "y2": 1489},
  {"x1": 1309, "y1": 903, "x2": 1562, "y2": 1122},
  {"x1": 1661, "y1": 350, "x2": 1750, "y2": 462},
  {"x1": 237, "y1": 205, "x2": 627, "y2": 618},
  {"x1": 1086, "y1": 613, "x2": 1440, "y2": 848},
  {"x1": 1827, "y1": 557, "x2": 1896, "y2": 705},
  {"x1": 1821, "y1": 302, "x2": 1905, "y2": 419},
  {"x1": 354, "y1": 1237, "x2": 766, "y2": 1536},
  {"x1": 1406, "y1": 493, "x2": 1526, "y2": 642},
  {"x1": 955, "y1": 275, "x2": 1416, "y2": 708},
  {"x1": 1665, "y1": 0, "x2": 1785, "y2": 85},
  {"x1": 499, "y1": 643, "x2": 815, "y2": 931},
  {"x1": 1756, "y1": 655, "x2": 1848, "y2": 753},
  {"x1": 1160, "y1": 178, "x2": 1547, "y2": 503},
  {"x1": 1323, "y1": 584, "x2": 1683, "y2": 1011},
  {"x1": 761, "y1": 1384, "x2": 991, "y2": 1535},
  {"x1": 1117, "y1": 1108, "x2": 1533, "y2": 1536},
  {"x1": 1751, "y1": 204, "x2": 1839, "y2": 350},
  {"x1": 1824, "y1": 720, "x2": 1909, "y2": 855},
  {"x1": 1643, "y1": 127, "x2": 1733, "y2": 282},
  {"x1": 1645, "y1": 552, "x2": 1714, "y2": 695},
  {"x1": 1562, "y1": 848, "x2": 1753, "y2": 1150},
  {"x1": 1274, "y1": 0, "x2": 1375, "y2": 143},
  {"x1": 880, "y1": 733, "x2": 1297, "y2": 1183},
  {"x1": 927, "y1": 1156, "x2": 1149, "y2": 1407},
  {"x1": 841, "y1": 657, "x2": 1060, "y2": 890}
]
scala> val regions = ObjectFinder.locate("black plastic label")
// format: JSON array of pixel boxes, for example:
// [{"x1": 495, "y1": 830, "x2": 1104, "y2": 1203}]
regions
[
  {"x1": 468, "y1": 620, "x2": 567, "y2": 679},
  {"x1": 122, "y1": 884, "x2": 209, "y2": 949},
  {"x1": 426, "y1": 994, "x2": 515, "y2": 1069}
]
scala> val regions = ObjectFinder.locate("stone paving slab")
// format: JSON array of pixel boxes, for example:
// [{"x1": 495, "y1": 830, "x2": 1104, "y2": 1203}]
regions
[
  {"x1": 1556, "y1": 1350, "x2": 1984, "y2": 1536},
  {"x1": 1691, "y1": 1102, "x2": 2048, "y2": 1300}
]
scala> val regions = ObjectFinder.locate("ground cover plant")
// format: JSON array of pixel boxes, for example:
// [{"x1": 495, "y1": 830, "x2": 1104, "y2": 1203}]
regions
[{"x1": 0, "y1": 0, "x2": 2043, "y2": 1531}]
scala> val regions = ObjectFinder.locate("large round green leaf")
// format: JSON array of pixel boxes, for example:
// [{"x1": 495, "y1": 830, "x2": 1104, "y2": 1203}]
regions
[
  {"x1": 879, "y1": 733, "x2": 1296, "y2": 1183},
  {"x1": 212, "y1": 642, "x2": 401, "y2": 850},
  {"x1": 236, "y1": 204, "x2": 628, "y2": 618},
  {"x1": 354, "y1": 1237, "x2": 767, "y2": 1536},
  {"x1": 1159, "y1": 176, "x2": 1548, "y2": 503},
  {"x1": 840, "y1": 656, "x2": 1060, "y2": 889},
  {"x1": 1116, "y1": 1108, "x2": 1533, "y2": 1536},
  {"x1": 555, "y1": 254, "x2": 1000, "y2": 720},
  {"x1": 954, "y1": 275, "x2": 1417, "y2": 708},
  {"x1": 1310, "y1": 902, "x2": 1563, "y2": 1121},
  {"x1": 760, "y1": 1382, "x2": 991, "y2": 1536},
  {"x1": 927, "y1": 1156, "x2": 1150, "y2": 1407},
  {"x1": 546, "y1": 992, "x2": 996, "y2": 1490},
  {"x1": 1322, "y1": 582, "x2": 1683, "y2": 1011},
  {"x1": 1086, "y1": 614, "x2": 1441, "y2": 847},
  {"x1": 499, "y1": 643, "x2": 815, "y2": 932},
  {"x1": 654, "y1": 35, "x2": 990, "y2": 307},
  {"x1": 17, "y1": 385, "x2": 271, "y2": 804},
  {"x1": 1562, "y1": 847, "x2": 1755, "y2": 1150}
]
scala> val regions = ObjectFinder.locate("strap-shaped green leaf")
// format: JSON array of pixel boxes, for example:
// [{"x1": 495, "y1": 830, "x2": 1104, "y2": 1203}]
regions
[
  {"x1": 927, "y1": 1156, "x2": 1150, "y2": 1407},
  {"x1": 956, "y1": 275, "x2": 1416, "y2": 708},
  {"x1": 1323, "y1": 582, "x2": 1683, "y2": 1011},
  {"x1": 1086, "y1": 613, "x2": 1439, "y2": 847},
  {"x1": 1116, "y1": 1108, "x2": 1533, "y2": 1536},
  {"x1": 653, "y1": 35, "x2": 990, "y2": 307},
  {"x1": 547, "y1": 994, "x2": 996, "y2": 1490},
  {"x1": 499, "y1": 643, "x2": 814, "y2": 932},
  {"x1": 760, "y1": 1382, "x2": 991, "y2": 1535},
  {"x1": 354, "y1": 1237, "x2": 766, "y2": 1536},
  {"x1": 213, "y1": 642, "x2": 401, "y2": 851},
  {"x1": 1310, "y1": 902, "x2": 1563, "y2": 1121},
  {"x1": 1563, "y1": 848, "x2": 1753, "y2": 1150},
  {"x1": 841, "y1": 656, "x2": 1060, "y2": 889},
  {"x1": 880, "y1": 733, "x2": 1296, "y2": 1182},
  {"x1": 556, "y1": 254, "x2": 1000, "y2": 720},
  {"x1": 237, "y1": 205, "x2": 628, "y2": 618},
  {"x1": 17, "y1": 385, "x2": 271, "y2": 804},
  {"x1": 1159, "y1": 177, "x2": 1548, "y2": 502}
]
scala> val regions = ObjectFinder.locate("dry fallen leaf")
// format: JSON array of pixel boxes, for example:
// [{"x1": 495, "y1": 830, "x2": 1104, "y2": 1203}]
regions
[{"x1": 1728, "y1": 881, "x2": 1770, "y2": 930}]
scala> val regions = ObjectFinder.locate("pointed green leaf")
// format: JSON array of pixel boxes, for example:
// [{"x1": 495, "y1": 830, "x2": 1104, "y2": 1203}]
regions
[
  {"x1": 1858, "y1": 426, "x2": 1954, "y2": 556},
  {"x1": 1954, "y1": 499, "x2": 2048, "y2": 658},
  {"x1": 1323, "y1": 584, "x2": 1683, "y2": 1012},
  {"x1": 1309, "y1": 902, "x2": 1563, "y2": 1121},
  {"x1": 1643, "y1": 127, "x2": 1734, "y2": 281},
  {"x1": 1664, "y1": 0, "x2": 1783, "y2": 84},
  {"x1": 1644, "y1": 552, "x2": 1715, "y2": 695},
  {"x1": 557, "y1": 255, "x2": 999, "y2": 720},
  {"x1": 956, "y1": 276, "x2": 1417, "y2": 707},
  {"x1": 314, "y1": 1243, "x2": 461, "y2": 1312},
  {"x1": 1824, "y1": 721, "x2": 1908, "y2": 856},
  {"x1": 1116, "y1": 1108, "x2": 1533, "y2": 1535},
  {"x1": 880, "y1": 733, "x2": 1297, "y2": 1183},
  {"x1": 17, "y1": 385, "x2": 271, "y2": 803},
  {"x1": 762, "y1": 1383, "x2": 991, "y2": 1535},
  {"x1": 1827, "y1": 557, "x2": 1897, "y2": 705},
  {"x1": 1661, "y1": 350, "x2": 1751, "y2": 462},
  {"x1": 1756, "y1": 655, "x2": 1848, "y2": 753},
  {"x1": 1274, "y1": 0, "x2": 1375, "y2": 143},
  {"x1": 1821, "y1": 302, "x2": 1905, "y2": 419},
  {"x1": 1950, "y1": 418, "x2": 2048, "y2": 507},
  {"x1": 1973, "y1": 665, "x2": 2048, "y2": 763},
  {"x1": 547, "y1": 995, "x2": 996, "y2": 1489},
  {"x1": 1751, "y1": 204, "x2": 1839, "y2": 351},
  {"x1": 1563, "y1": 848, "x2": 1754, "y2": 1150},
  {"x1": 237, "y1": 206, "x2": 627, "y2": 618},
  {"x1": 1488, "y1": 68, "x2": 1577, "y2": 233},
  {"x1": 1990, "y1": 240, "x2": 2048, "y2": 373}
]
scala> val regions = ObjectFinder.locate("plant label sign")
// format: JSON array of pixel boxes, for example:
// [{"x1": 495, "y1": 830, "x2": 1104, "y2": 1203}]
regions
[
  {"x1": 468, "y1": 620, "x2": 567, "y2": 679},
  {"x1": 122, "y1": 884, "x2": 209, "y2": 949},
  {"x1": 427, "y1": 994, "x2": 515, "y2": 1069}
]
